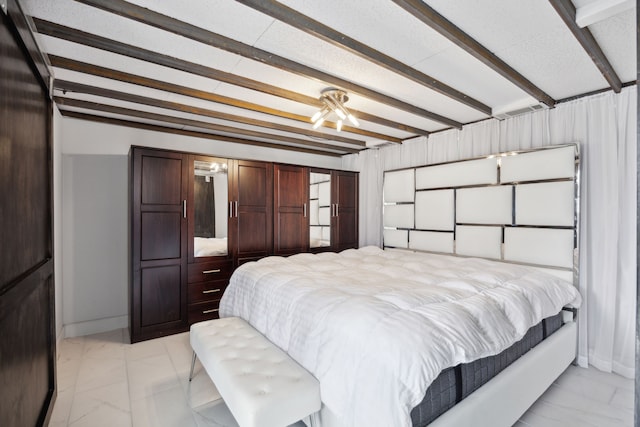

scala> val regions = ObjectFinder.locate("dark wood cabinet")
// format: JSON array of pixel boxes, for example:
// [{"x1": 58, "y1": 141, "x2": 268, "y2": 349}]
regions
[
  {"x1": 229, "y1": 160, "x2": 273, "y2": 265},
  {"x1": 130, "y1": 148, "x2": 188, "y2": 342},
  {"x1": 130, "y1": 147, "x2": 356, "y2": 341},
  {"x1": 274, "y1": 164, "x2": 309, "y2": 255},
  {"x1": 131, "y1": 151, "x2": 276, "y2": 341},
  {"x1": 1, "y1": 8, "x2": 57, "y2": 425},
  {"x1": 331, "y1": 171, "x2": 359, "y2": 251}
]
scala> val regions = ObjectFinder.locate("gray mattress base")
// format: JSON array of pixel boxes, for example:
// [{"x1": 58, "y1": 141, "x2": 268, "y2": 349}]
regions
[{"x1": 410, "y1": 312, "x2": 564, "y2": 427}]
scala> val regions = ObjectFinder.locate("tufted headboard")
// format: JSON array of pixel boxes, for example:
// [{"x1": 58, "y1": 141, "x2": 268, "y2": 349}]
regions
[{"x1": 383, "y1": 144, "x2": 580, "y2": 284}]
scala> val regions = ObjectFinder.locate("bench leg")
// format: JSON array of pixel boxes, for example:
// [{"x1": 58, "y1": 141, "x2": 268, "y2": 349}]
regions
[{"x1": 188, "y1": 351, "x2": 197, "y2": 382}]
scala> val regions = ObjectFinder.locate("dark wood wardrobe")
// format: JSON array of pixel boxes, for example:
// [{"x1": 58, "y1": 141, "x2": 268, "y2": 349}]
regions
[
  {"x1": 1, "y1": 3, "x2": 57, "y2": 426},
  {"x1": 130, "y1": 147, "x2": 357, "y2": 342},
  {"x1": 130, "y1": 148, "x2": 275, "y2": 342}
]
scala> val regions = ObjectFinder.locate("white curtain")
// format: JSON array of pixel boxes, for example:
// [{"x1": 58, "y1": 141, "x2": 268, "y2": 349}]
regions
[{"x1": 342, "y1": 86, "x2": 637, "y2": 378}]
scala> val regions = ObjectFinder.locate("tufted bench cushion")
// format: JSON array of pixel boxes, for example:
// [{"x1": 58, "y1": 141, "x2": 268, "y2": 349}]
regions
[{"x1": 190, "y1": 317, "x2": 321, "y2": 427}]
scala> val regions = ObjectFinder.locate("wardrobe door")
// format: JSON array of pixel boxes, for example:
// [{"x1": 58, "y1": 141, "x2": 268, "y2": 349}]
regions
[
  {"x1": 188, "y1": 156, "x2": 230, "y2": 262},
  {"x1": 331, "y1": 171, "x2": 359, "y2": 251},
  {"x1": 187, "y1": 155, "x2": 232, "y2": 325},
  {"x1": 1, "y1": 8, "x2": 56, "y2": 425},
  {"x1": 229, "y1": 160, "x2": 273, "y2": 265},
  {"x1": 274, "y1": 164, "x2": 309, "y2": 255},
  {"x1": 308, "y1": 169, "x2": 332, "y2": 252},
  {"x1": 131, "y1": 148, "x2": 188, "y2": 342}
]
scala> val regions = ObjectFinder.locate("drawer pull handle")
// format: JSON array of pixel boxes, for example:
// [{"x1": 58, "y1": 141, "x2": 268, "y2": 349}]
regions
[
  {"x1": 202, "y1": 308, "x2": 219, "y2": 314},
  {"x1": 202, "y1": 269, "x2": 221, "y2": 274},
  {"x1": 202, "y1": 289, "x2": 221, "y2": 294}
]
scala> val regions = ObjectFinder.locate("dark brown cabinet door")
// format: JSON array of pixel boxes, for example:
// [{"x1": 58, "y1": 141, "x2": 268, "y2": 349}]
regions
[
  {"x1": 331, "y1": 171, "x2": 359, "y2": 251},
  {"x1": 1, "y1": 9, "x2": 56, "y2": 426},
  {"x1": 274, "y1": 164, "x2": 309, "y2": 255},
  {"x1": 131, "y1": 148, "x2": 188, "y2": 342},
  {"x1": 229, "y1": 160, "x2": 273, "y2": 265}
]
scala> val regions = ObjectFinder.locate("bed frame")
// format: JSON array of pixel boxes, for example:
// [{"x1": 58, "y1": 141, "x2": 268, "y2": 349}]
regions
[
  {"x1": 308, "y1": 315, "x2": 576, "y2": 427},
  {"x1": 429, "y1": 315, "x2": 576, "y2": 426},
  {"x1": 381, "y1": 143, "x2": 581, "y2": 426}
]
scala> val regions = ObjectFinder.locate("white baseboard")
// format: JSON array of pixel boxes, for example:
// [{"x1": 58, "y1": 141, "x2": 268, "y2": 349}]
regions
[
  {"x1": 56, "y1": 326, "x2": 65, "y2": 358},
  {"x1": 63, "y1": 315, "x2": 129, "y2": 338}
]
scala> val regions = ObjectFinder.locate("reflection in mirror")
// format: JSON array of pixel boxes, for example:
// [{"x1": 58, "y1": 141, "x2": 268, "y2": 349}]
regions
[
  {"x1": 309, "y1": 172, "x2": 331, "y2": 248},
  {"x1": 194, "y1": 159, "x2": 228, "y2": 257}
]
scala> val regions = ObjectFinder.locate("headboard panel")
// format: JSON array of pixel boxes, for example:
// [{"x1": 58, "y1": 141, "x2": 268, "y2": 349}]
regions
[
  {"x1": 384, "y1": 168, "x2": 414, "y2": 202},
  {"x1": 455, "y1": 226, "x2": 502, "y2": 259},
  {"x1": 456, "y1": 186, "x2": 512, "y2": 224},
  {"x1": 515, "y1": 182, "x2": 574, "y2": 226},
  {"x1": 383, "y1": 144, "x2": 580, "y2": 281},
  {"x1": 409, "y1": 230, "x2": 453, "y2": 253},
  {"x1": 500, "y1": 145, "x2": 575, "y2": 182},
  {"x1": 503, "y1": 228, "x2": 574, "y2": 268},
  {"x1": 384, "y1": 229, "x2": 409, "y2": 248},
  {"x1": 415, "y1": 190, "x2": 454, "y2": 230},
  {"x1": 416, "y1": 157, "x2": 497, "y2": 188}
]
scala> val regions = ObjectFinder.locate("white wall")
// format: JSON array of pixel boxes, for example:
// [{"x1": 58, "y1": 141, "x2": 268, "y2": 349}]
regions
[
  {"x1": 62, "y1": 155, "x2": 129, "y2": 337},
  {"x1": 59, "y1": 116, "x2": 343, "y2": 337}
]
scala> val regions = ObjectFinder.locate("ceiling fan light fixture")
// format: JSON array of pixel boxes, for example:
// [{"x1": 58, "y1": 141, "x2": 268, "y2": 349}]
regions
[
  {"x1": 312, "y1": 117, "x2": 326, "y2": 129},
  {"x1": 310, "y1": 89, "x2": 359, "y2": 132},
  {"x1": 310, "y1": 110, "x2": 324, "y2": 123}
]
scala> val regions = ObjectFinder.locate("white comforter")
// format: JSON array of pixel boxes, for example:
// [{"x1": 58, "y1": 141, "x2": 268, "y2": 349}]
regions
[{"x1": 219, "y1": 246, "x2": 581, "y2": 427}]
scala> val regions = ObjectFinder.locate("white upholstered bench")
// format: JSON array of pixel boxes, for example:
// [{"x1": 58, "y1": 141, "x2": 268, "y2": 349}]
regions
[{"x1": 189, "y1": 317, "x2": 321, "y2": 427}]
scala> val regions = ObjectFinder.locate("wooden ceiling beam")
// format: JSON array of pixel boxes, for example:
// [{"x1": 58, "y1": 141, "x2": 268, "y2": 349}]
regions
[
  {"x1": 34, "y1": 18, "x2": 314, "y2": 103},
  {"x1": 59, "y1": 110, "x2": 344, "y2": 157},
  {"x1": 49, "y1": 55, "x2": 404, "y2": 142},
  {"x1": 33, "y1": 22, "x2": 432, "y2": 140},
  {"x1": 53, "y1": 79, "x2": 366, "y2": 147},
  {"x1": 392, "y1": 0, "x2": 557, "y2": 107},
  {"x1": 54, "y1": 97, "x2": 359, "y2": 154},
  {"x1": 72, "y1": 0, "x2": 461, "y2": 128},
  {"x1": 237, "y1": 0, "x2": 491, "y2": 116},
  {"x1": 548, "y1": 0, "x2": 622, "y2": 93}
]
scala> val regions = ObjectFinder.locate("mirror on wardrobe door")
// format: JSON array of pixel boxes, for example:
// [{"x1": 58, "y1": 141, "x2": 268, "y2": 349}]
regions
[
  {"x1": 193, "y1": 159, "x2": 228, "y2": 257},
  {"x1": 309, "y1": 171, "x2": 331, "y2": 248}
]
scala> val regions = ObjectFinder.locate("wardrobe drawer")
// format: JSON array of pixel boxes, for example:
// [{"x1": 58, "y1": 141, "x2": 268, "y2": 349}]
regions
[
  {"x1": 188, "y1": 300, "x2": 221, "y2": 324},
  {"x1": 188, "y1": 259, "x2": 233, "y2": 283},
  {"x1": 188, "y1": 280, "x2": 228, "y2": 304}
]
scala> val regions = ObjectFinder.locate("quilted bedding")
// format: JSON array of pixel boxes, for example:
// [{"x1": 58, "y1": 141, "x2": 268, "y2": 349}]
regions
[{"x1": 219, "y1": 246, "x2": 581, "y2": 427}]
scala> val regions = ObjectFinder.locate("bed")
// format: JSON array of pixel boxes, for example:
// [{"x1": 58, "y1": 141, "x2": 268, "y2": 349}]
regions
[
  {"x1": 220, "y1": 144, "x2": 581, "y2": 426},
  {"x1": 220, "y1": 247, "x2": 580, "y2": 426}
]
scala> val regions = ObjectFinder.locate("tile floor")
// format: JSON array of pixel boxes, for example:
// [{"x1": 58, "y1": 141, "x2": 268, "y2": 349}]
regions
[{"x1": 49, "y1": 328, "x2": 634, "y2": 427}]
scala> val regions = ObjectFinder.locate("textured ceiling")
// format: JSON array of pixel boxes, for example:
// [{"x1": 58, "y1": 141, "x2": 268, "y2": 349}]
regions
[{"x1": 19, "y1": 0, "x2": 636, "y2": 156}]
